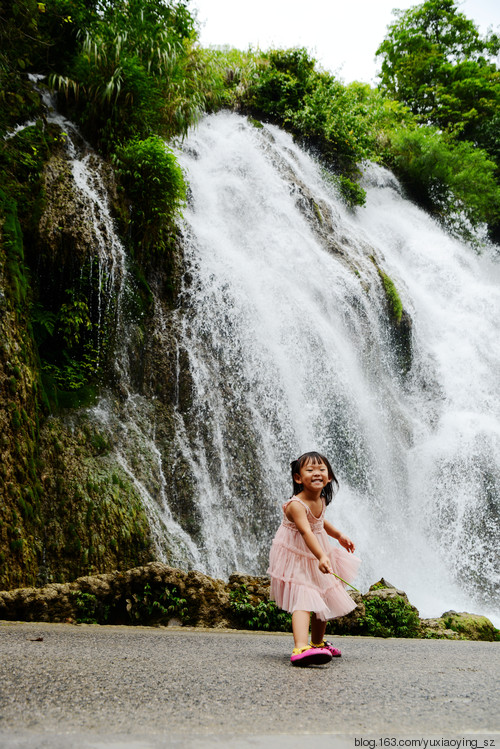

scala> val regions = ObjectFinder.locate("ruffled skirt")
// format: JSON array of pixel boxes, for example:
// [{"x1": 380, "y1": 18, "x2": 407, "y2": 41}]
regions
[{"x1": 267, "y1": 524, "x2": 361, "y2": 621}]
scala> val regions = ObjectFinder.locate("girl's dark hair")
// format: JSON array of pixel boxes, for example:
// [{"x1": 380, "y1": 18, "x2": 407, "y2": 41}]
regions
[{"x1": 290, "y1": 451, "x2": 339, "y2": 505}]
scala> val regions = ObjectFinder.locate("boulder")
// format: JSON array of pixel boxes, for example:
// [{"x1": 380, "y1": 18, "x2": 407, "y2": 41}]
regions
[
  {"x1": 439, "y1": 611, "x2": 499, "y2": 642},
  {"x1": 419, "y1": 618, "x2": 462, "y2": 640}
]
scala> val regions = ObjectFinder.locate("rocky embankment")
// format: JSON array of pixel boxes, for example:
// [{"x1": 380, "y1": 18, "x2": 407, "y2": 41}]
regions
[{"x1": 0, "y1": 563, "x2": 497, "y2": 641}]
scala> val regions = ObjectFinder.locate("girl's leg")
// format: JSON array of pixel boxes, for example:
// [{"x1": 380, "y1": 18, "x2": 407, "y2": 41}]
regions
[
  {"x1": 310, "y1": 613, "x2": 327, "y2": 645},
  {"x1": 291, "y1": 610, "x2": 311, "y2": 650}
]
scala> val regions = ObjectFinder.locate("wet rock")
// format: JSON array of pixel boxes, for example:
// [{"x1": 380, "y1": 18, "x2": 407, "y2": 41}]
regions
[
  {"x1": 419, "y1": 618, "x2": 462, "y2": 640},
  {"x1": 369, "y1": 578, "x2": 396, "y2": 590},
  {"x1": 439, "y1": 611, "x2": 499, "y2": 642}
]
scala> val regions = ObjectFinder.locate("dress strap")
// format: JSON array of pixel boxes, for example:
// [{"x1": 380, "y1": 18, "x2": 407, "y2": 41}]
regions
[
  {"x1": 283, "y1": 496, "x2": 308, "y2": 512},
  {"x1": 283, "y1": 496, "x2": 324, "y2": 519}
]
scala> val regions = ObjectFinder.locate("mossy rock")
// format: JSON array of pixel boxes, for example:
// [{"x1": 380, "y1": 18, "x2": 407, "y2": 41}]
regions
[
  {"x1": 419, "y1": 618, "x2": 462, "y2": 640},
  {"x1": 369, "y1": 578, "x2": 396, "y2": 591},
  {"x1": 440, "y1": 611, "x2": 499, "y2": 642}
]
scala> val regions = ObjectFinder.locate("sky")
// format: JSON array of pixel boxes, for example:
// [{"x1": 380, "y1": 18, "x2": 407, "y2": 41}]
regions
[{"x1": 191, "y1": 0, "x2": 500, "y2": 85}]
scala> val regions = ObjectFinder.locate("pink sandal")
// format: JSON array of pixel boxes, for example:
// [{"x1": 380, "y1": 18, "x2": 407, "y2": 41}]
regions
[
  {"x1": 290, "y1": 646, "x2": 332, "y2": 667},
  {"x1": 311, "y1": 640, "x2": 342, "y2": 657}
]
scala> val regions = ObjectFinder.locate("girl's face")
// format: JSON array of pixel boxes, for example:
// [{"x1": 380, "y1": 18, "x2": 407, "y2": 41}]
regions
[{"x1": 294, "y1": 458, "x2": 332, "y2": 492}]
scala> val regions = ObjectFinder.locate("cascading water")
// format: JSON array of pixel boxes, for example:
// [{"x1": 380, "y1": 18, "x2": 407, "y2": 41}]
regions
[
  {"x1": 173, "y1": 112, "x2": 499, "y2": 624},
  {"x1": 27, "y1": 78, "x2": 202, "y2": 569}
]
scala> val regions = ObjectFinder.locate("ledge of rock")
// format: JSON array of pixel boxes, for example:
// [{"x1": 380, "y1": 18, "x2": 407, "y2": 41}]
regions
[
  {"x1": 0, "y1": 568, "x2": 497, "y2": 641},
  {"x1": 0, "y1": 563, "x2": 232, "y2": 628}
]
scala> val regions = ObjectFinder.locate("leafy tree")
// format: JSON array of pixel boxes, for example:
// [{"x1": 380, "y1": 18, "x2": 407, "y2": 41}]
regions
[
  {"x1": 48, "y1": 0, "x2": 215, "y2": 149},
  {"x1": 376, "y1": 0, "x2": 500, "y2": 144},
  {"x1": 387, "y1": 127, "x2": 500, "y2": 238},
  {"x1": 245, "y1": 47, "x2": 316, "y2": 120}
]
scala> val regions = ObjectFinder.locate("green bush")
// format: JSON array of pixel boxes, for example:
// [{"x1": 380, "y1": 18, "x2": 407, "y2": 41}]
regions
[
  {"x1": 112, "y1": 135, "x2": 186, "y2": 255},
  {"x1": 359, "y1": 595, "x2": 421, "y2": 638},
  {"x1": 71, "y1": 590, "x2": 109, "y2": 624},
  {"x1": 336, "y1": 175, "x2": 367, "y2": 208},
  {"x1": 202, "y1": 46, "x2": 261, "y2": 110},
  {"x1": 229, "y1": 585, "x2": 292, "y2": 631},
  {"x1": 245, "y1": 47, "x2": 316, "y2": 121},
  {"x1": 127, "y1": 583, "x2": 188, "y2": 624},
  {"x1": 387, "y1": 127, "x2": 500, "y2": 237},
  {"x1": 48, "y1": 0, "x2": 212, "y2": 148}
]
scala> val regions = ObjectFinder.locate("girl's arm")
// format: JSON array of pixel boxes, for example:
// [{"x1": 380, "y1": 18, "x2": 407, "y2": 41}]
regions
[
  {"x1": 285, "y1": 502, "x2": 333, "y2": 574},
  {"x1": 324, "y1": 519, "x2": 356, "y2": 553}
]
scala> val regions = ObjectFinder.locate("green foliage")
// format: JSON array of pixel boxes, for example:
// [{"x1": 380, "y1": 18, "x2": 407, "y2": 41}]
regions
[
  {"x1": 242, "y1": 49, "x2": 366, "y2": 173},
  {"x1": 368, "y1": 0, "x2": 500, "y2": 238},
  {"x1": 0, "y1": 190, "x2": 27, "y2": 307},
  {"x1": 376, "y1": 0, "x2": 500, "y2": 157},
  {"x1": 38, "y1": 285, "x2": 100, "y2": 391},
  {"x1": 201, "y1": 46, "x2": 262, "y2": 110},
  {"x1": 376, "y1": 0, "x2": 500, "y2": 120},
  {"x1": 41, "y1": 353, "x2": 99, "y2": 393},
  {"x1": 57, "y1": 289, "x2": 92, "y2": 347},
  {"x1": 112, "y1": 136, "x2": 186, "y2": 256},
  {"x1": 369, "y1": 580, "x2": 388, "y2": 591},
  {"x1": 47, "y1": 0, "x2": 213, "y2": 149},
  {"x1": 378, "y1": 270, "x2": 403, "y2": 323},
  {"x1": 33, "y1": 266, "x2": 108, "y2": 394},
  {"x1": 71, "y1": 590, "x2": 109, "y2": 624},
  {"x1": 31, "y1": 303, "x2": 56, "y2": 343},
  {"x1": 335, "y1": 175, "x2": 366, "y2": 209},
  {"x1": 387, "y1": 127, "x2": 500, "y2": 237},
  {"x1": 245, "y1": 47, "x2": 316, "y2": 121},
  {"x1": 229, "y1": 585, "x2": 292, "y2": 631},
  {"x1": 127, "y1": 583, "x2": 188, "y2": 624},
  {"x1": 359, "y1": 596, "x2": 421, "y2": 638}
]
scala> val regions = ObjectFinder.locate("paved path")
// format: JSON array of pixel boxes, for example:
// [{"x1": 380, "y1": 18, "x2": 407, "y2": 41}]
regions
[{"x1": 0, "y1": 622, "x2": 498, "y2": 748}]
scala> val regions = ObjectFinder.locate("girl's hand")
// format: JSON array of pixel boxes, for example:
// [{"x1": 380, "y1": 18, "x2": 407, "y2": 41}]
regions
[
  {"x1": 318, "y1": 555, "x2": 333, "y2": 574},
  {"x1": 338, "y1": 534, "x2": 355, "y2": 553}
]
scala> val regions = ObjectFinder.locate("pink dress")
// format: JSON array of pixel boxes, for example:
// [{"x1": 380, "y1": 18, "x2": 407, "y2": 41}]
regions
[{"x1": 267, "y1": 496, "x2": 361, "y2": 621}]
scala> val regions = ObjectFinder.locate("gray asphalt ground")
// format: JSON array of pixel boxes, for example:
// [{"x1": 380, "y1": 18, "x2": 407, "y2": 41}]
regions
[{"x1": 0, "y1": 622, "x2": 498, "y2": 749}]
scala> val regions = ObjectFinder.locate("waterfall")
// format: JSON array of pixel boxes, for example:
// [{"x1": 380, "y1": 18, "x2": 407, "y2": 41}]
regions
[
  {"x1": 173, "y1": 112, "x2": 500, "y2": 623},
  {"x1": 31, "y1": 78, "x2": 202, "y2": 570},
  {"x1": 25, "y1": 86, "x2": 498, "y2": 623}
]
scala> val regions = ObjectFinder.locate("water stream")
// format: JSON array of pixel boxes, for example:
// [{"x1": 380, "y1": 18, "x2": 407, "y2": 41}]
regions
[{"x1": 173, "y1": 112, "x2": 500, "y2": 623}]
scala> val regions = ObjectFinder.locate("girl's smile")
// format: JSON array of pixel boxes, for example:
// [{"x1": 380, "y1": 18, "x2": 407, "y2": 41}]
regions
[{"x1": 294, "y1": 459, "x2": 332, "y2": 494}]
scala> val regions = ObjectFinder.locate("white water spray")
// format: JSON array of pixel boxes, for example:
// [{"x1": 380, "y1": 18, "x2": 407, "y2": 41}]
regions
[{"x1": 174, "y1": 112, "x2": 500, "y2": 623}]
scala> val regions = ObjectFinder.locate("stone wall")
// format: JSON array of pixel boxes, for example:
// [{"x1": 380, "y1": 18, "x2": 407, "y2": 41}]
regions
[{"x1": 0, "y1": 565, "x2": 497, "y2": 641}]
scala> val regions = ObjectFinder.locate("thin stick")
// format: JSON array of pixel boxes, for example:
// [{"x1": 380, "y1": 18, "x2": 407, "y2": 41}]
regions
[{"x1": 331, "y1": 571, "x2": 359, "y2": 592}]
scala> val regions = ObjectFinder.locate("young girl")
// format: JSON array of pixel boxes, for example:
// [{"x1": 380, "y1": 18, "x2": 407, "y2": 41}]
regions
[{"x1": 268, "y1": 451, "x2": 360, "y2": 667}]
